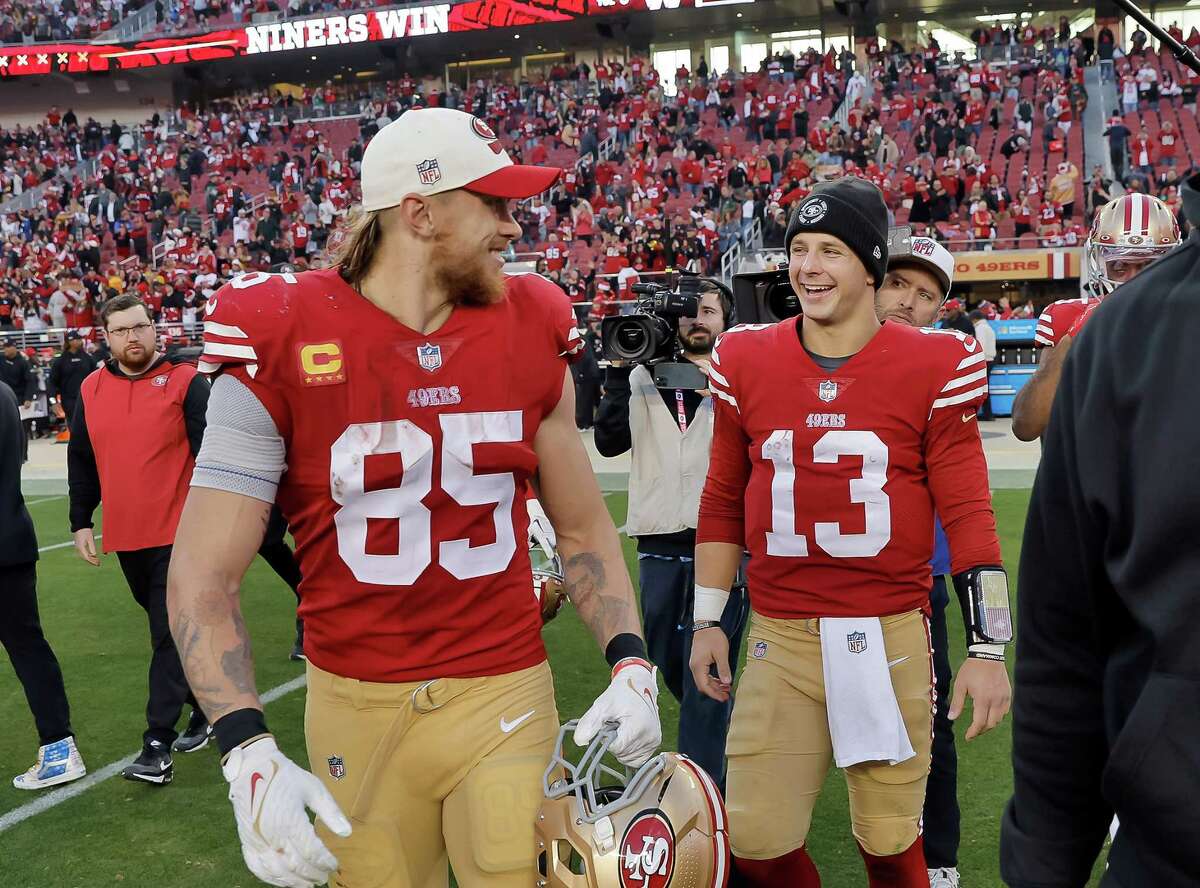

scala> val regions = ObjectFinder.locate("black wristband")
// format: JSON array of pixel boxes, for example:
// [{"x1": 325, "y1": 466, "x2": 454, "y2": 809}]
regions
[
  {"x1": 213, "y1": 708, "x2": 270, "y2": 757},
  {"x1": 604, "y1": 633, "x2": 648, "y2": 668}
]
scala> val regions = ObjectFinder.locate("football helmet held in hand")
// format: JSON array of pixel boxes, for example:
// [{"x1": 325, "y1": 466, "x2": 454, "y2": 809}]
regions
[{"x1": 536, "y1": 720, "x2": 730, "y2": 888}]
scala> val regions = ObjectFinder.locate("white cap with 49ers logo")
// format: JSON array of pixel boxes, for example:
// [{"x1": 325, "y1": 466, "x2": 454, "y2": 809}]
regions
[{"x1": 360, "y1": 108, "x2": 562, "y2": 212}]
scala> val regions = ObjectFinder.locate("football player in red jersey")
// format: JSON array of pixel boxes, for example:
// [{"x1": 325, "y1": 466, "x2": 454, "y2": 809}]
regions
[
  {"x1": 1011, "y1": 193, "x2": 1180, "y2": 441},
  {"x1": 167, "y1": 109, "x2": 661, "y2": 888},
  {"x1": 688, "y1": 179, "x2": 1011, "y2": 887}
]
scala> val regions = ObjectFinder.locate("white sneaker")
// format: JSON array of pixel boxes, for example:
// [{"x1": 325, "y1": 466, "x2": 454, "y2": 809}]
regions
[
  {"x1": 928, "y1": 868, "x2": 960, "y2": 888},
  {"x1": 13, "y1": 737, "x2": 87, "y2": 790}
]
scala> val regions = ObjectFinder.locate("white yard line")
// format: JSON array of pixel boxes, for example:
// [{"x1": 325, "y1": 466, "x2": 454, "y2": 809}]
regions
[
  {"x1": 38, "y1": 534, "x2": 101, "y2": 553},
  {"x1": 0, "y1": 673, "x2": 308, "y2": 834},
  {"x1": 24, "y1": 496, "x2": 66, "y2": 506}
]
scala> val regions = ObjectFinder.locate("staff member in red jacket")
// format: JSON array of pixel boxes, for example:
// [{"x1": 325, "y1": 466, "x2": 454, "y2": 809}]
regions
[{"x1": 67, "y1": 293, "x2": 211, "y2": 785}]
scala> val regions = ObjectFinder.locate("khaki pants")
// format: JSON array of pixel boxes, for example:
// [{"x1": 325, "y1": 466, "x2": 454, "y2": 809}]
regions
[
  {"x1": 726, "y1": 609, "x2": 934, "y2": 859},
  {"x1": 305, "y1": 659, "x2": 559, "y2": 887}
]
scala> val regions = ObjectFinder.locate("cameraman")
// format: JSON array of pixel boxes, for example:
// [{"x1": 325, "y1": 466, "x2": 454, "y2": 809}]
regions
[{"x1": 594, "y1": 279, "x2": 748, "y2": 786}]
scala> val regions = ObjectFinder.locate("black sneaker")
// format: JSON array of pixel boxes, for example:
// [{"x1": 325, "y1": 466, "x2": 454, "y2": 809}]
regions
[
  {"x1": 122, "y1": 740, "x2": 173, "y2": 785},
  {"x1": 172, "y1": 710, "x2": 212, "y2": 754},
  {"x1": 290, "y1": 619, "x2": 306, "y2": 662}
]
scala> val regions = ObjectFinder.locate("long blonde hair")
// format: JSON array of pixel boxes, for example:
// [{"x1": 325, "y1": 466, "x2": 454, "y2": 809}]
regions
[{"x1": 328, "y1": 208, "x2": 383, "y2": 288}]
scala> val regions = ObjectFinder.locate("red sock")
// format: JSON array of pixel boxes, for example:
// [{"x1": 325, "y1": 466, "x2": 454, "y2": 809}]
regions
[
  {"x1": 733, "y1": 846, "x2": 821, "y2": 888},
  {"x1": 857, "y1": 836, "x2": 928, "y2": 888}
]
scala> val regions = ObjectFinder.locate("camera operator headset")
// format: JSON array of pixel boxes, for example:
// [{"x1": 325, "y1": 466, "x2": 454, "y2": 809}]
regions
[{"x1": 593, "y1": 274, "x2": 749, "y2": 789}]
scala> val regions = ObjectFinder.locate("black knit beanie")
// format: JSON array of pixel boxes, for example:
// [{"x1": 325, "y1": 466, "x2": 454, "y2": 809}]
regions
[{"x1": 785, "y1": 177, "x2": 889, "y2": 287}]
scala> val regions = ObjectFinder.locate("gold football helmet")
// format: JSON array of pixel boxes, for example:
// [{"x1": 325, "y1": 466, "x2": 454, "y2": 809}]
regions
[
  {"x1": 528, "y1": 496, "x2": 566, "y2": 622},
  {"x1": 1085, "y1": 193, "x2": 1180, "y2": 296},
  {"x1": 536, "y1": 720, "x2": 730, "y2": 888}
]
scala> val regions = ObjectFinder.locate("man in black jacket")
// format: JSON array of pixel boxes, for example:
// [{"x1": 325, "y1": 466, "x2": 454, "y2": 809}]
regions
[
  {"x1": 47, "y1": 332, "x2": 97, "y2": 443},
  {"x1": 1000, "y1": 171, "x2": 1200, "y2": 885},
  {"x1": 0, "y1": 383, "x2": 86, "y2": 790},
  {"x1": 1, "y1": 339, "x2": 37, "y2": 463}
]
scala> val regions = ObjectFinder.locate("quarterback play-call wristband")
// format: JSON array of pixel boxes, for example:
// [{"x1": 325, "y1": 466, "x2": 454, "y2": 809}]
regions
[
  {"x1": 605, "y1": 633, "x2": 649, "y2": 668},
  {"x1": 214, "y1": 708, "x2": 271, "y2": 758},
  {"x1": 694, "y1": 584, "x2": 731, "y2": 624}
]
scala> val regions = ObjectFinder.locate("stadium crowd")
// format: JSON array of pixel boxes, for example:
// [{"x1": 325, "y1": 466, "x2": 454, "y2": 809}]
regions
[{"x1": 2, "y1": 26, "x2": 1196, "y2": 380}]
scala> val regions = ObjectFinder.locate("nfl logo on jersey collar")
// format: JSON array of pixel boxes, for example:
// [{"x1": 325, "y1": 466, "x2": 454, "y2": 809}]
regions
[
  {"x1": 818, "y1": 380, "x2": 839, "y2": 402},
  {"x1": 417, "y1": 342, "x2": 442, "y2": 372}
]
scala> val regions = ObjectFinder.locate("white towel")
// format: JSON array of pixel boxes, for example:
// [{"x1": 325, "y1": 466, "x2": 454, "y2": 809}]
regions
[{"x1": 819, "y1": 616, "x2": 916, "y2": 769}]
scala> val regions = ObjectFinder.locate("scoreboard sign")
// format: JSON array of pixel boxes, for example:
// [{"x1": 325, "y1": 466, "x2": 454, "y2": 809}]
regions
[{"x1": 0, "y1": 0, "x2": 755, "y2": 77}]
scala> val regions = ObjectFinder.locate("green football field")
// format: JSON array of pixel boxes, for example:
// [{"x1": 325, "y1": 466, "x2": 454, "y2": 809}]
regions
[{"x1": 0, "y1": 488, "x2": 1107, "y2": 887}]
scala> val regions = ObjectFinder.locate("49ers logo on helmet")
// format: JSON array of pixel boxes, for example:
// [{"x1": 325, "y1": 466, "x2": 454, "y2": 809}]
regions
[{"x1": 619, "y1": 810, "x2": 675, "y2": 888}]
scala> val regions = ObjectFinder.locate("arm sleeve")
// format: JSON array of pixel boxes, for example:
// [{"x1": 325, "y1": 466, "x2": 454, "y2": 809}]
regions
[
  {"x1": 47, "y1": 357, "x2": 62, "y2": 400},
  {"x1": 696, "y1": 390, "x2": 751, "y2": 546},
  {"x1": 183, "y1": 373, "x2": 210, "y2": 458},
  {"x1": 191, "y1": 373, "x2": 287, "y2": 504},
  {"x1": 593, "y1": 366, "x2": 633, "y2": 457},
  {"x1": 1034, "y1": 304, "x2": 1056, "y2": 347},
  {"x1": 1000, "y1": 313, "x2": 1112, "y2": 886},
  {"x1": 926, "y1": 339, "x2": 1002, "y2": 572},
  {"x1": 21, "y1": 362, "x2": 36, "y2": 402},
  {"x1": 67, "y1": 396, "x2": 101, "y2": 532}
]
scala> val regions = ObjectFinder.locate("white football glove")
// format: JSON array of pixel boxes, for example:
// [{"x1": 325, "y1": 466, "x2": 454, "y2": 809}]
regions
[
  {"x1": 574, "y1": 658, "x2": 661, "y2": 767},
  {"x1": 222, "y1": 736, "x2": 352, "y2": 888},
  {"x1": 527, "y1": 496, "x2": 558, "y2": 554}
]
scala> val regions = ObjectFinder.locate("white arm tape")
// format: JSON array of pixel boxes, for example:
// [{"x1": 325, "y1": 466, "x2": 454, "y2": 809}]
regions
[{"x1": 694, "y1": 585, "x2": 731, "y2": 623}]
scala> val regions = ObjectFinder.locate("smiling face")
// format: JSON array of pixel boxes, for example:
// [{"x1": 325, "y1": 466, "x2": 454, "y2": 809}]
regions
[
  {"x1": 428, "y1": 189, "x2": 523, "y2": 306},
  {"x1": 788, "y1": 232, "x2": 875, "y2": 326}
]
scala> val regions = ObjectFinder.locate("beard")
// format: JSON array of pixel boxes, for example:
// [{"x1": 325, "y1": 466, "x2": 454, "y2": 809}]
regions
[
  {"x1": 679, "y1": 328, "x2": 714, "y2": 355},
  {"x1": 118, "y1": 343, "x2": 154, "y2": 373},
  {"x1": 432, "y1": 233, "x2": 506, "y2": 307}
]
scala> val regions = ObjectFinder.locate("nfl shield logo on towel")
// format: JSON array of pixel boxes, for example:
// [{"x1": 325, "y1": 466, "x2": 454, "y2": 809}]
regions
[
  {"x1": 416, "y1": 158, "x2": 442, "y2": 186},
  {"x1": 327, "y1": 755, "x2": 345, "y2": 781},
  {"x1": 818, "y1": 380, "x2": 838, "y2": 403},
  {"x1": 847, "y1": 631, "x2": 868, "y2": 654},
  {"x1": 417, "y1": 342, "x2": 442, "y2": 372}
]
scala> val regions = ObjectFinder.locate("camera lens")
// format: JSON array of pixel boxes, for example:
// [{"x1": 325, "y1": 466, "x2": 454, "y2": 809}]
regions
[{"x1": 615, "y1": 323, "x2": 647, "y2": 357}]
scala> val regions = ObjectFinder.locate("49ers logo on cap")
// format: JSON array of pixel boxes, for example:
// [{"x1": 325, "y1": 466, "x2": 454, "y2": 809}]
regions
[
  {"x1": 619, "y1": 810, "x2": 675, "y2": 888},
  {"x1": 797, "y1": 197, "x2": 828, "y2": 224},
  {"x1": 471, "y1": 116, "x2": 504, "y2": 155}
]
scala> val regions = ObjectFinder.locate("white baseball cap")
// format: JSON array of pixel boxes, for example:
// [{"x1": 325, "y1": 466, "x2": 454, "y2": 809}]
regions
[
  {"x1": 360, "y1": 109, "x2": 561, "y2": 212},
  {"x1": 889, "y1": 235, "x2": 955, "y2": 297}
]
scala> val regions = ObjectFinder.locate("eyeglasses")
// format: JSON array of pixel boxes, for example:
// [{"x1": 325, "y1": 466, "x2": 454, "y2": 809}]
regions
[{"x1": 106, "y1": 322, "x2": 153, "y2": 339}]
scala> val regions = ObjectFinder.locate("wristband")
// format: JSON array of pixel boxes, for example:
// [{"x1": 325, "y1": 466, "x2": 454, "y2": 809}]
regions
[
  {"x1": 694, "y1": 584, "x2": 731, "y2": 623},
  {"x1": 692, "y1": 620, "x2": 722, "y2": 632},
  {"x1": 604, "y1": 632, "x2": 648, "y2": 668},
  {"x1": 213, "y1": 707, "x2": 270, "y2": 757},
  {"x1": 967, "y1": 643, "x2": 1006, "y2": 662},
  {"x1": 612, "y1": 656, "x2": 653, "y2": 678}
]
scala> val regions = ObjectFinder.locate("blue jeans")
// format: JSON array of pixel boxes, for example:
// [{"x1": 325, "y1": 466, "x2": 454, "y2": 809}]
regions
[{"x1": 637, "y1": 553, "x2": 749, "y2": 788}]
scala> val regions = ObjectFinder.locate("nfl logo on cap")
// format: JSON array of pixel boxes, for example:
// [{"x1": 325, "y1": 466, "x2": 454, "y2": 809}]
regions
[
  {"x1": 847, "y1": 631, "x2": 868, "y2": 654},
  {"x1": 416, "y1": 159, "x2": 442, "y2": 186},
  {"x1": 818, "y1": 380, "x2": 839, "y2": 402},
  {"x1": 417, "y1": 342, "x2": 442, "y2": 372}
]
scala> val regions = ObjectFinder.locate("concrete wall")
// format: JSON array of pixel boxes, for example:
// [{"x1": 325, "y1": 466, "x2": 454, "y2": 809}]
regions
[{"x1": 0, "y1": 76, "x2": 174, "y2": 128}]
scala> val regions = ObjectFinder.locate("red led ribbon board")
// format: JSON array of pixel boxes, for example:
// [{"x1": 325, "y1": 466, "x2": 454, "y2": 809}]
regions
[{"x1": 0, "y1": 0, "x2": 749, "y2": 77}]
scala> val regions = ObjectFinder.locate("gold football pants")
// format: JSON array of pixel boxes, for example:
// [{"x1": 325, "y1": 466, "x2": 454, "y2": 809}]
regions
[
  {"x1": 305, "y1": 659, "x2": 559, "y2": 887},
  {"x1": 726, "y1": 609, "x2": 934, "y2": 859}
]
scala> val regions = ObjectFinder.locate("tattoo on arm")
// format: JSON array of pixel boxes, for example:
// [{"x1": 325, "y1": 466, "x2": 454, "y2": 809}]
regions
[
  {"x1": 169, "y1": 583, "x2": 260, "y2": 722},
  {"x1": 563, "y1": 550, "x2": 637, "y2": 647}
]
